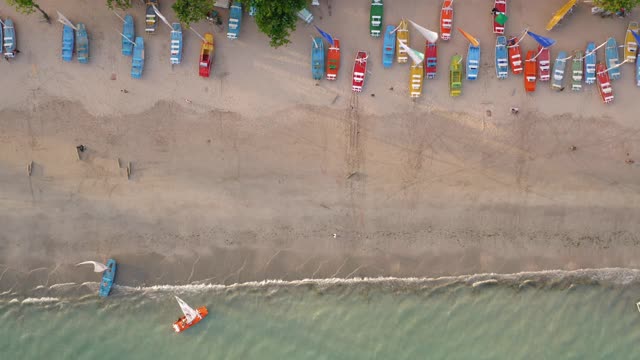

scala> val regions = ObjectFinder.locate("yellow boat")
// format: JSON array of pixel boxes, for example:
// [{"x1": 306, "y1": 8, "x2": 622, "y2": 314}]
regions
[
  {"x1": 396, "y1": 19, "x2": 409, "y2": 63},
  {"x1": 409, "y1": 63, "x2": 423, "y2": 98},
  {"x1": 545, "y1": 0, "x2": 577, "y2": 31},
  {"x1": 625, "y1": 22, "x2": 639, "y2": 62}
]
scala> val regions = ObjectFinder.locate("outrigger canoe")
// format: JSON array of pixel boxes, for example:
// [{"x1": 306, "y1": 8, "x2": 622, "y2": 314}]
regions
[
  {"x1": 546, "y1": 0, "x2": 577, "y2": 31},
  {"x1": 449, "y1": 54, "x2": 462, "y2": 96},
  {"x1": 62, "y1": 25, "x2": 74, "y2": 62},
  {"x1": 145, "y1": 0, "x2": 158, "y2": 34},
  {"x1": 409, "y1": 63, "x2": 424, "y2": 98},
  {"x1": 98, "y1": 259, "x2": 117, "y2": 297},
  {"x1": 466, "y1": 44, "x2": 480, "y2": 80},
  {"x1": 585, "y1": 42, "x2": 596, "y2": 84},
  {"x1": 76, "y1": 23, "x2": 89, "y2": 64},
  {"x1": 122, "y1": 14, "x2": 134, "y2": 56},
  {"x1": 311, "y1": 36, "x2": 325, "y2": 80},
  {"x1": 537, "y1": 45, "x2": 550, "y2": 81},
  {"x1": 551, "y1": 51, "x2": 567, "y2": 90},
  {"x1": 3, "y1": 18, "x2": 16, "y2": 59},
  {"x1": 524, "y1": 50, "x2": 537, "y2": 92},
  {"x1": 508, "y1": 36, "x2": 523, "y2": 74},
  {"x1": 173, "y1": 296, "x2": 208, "y2": 333},
  {"x1": 424, "y1": 42, "x2": 437, "y2": 79},
  {"x1": 396, "y1": 19, "x2": 409, "y2": 63},
  {"x1": 382, "y1": 25, "x2": 395, "y2": 68},
  {"x1": 440, "y1": 0, "x2": 453, "y2": 41},
  {"x1": 495, "y1": 36, "x2": 509, "y2": 79},
  {"x1": 605, "y1": 37, "x2": 621, "y2": 80},
  {"x1": 624, "y1": 22, "x2": 639, "y2": 62},
  {"x1": 596, "y1": 62, "x2": 613, "y2": 104},
  {"x1": 370, "y1": 0, "x2": 383, "y2": 37},
  {"x1": 493, "y1": 0, "x2": 506, "y2": 35},
  {"x1": 131, "y1": 36, "x2": 144, "y2": 79},
  {"x1": 199, "y1": 33, "x2": 214, "y2": 78},
  {"x1": 170, "y1": 23, "x2": 182, "y2": 65},
  {"x1": 571, "y1": 50, "x2": 583, "y2": 91},
  {"x1": 326, "y1": 39, "x2": 340, "y2": 80},
  {"x1": 352, "y1": 51, "x2": 368, "y2": 92},
  {"x1": 227, "y1": 2, "x2": 242, "y2": 39}
]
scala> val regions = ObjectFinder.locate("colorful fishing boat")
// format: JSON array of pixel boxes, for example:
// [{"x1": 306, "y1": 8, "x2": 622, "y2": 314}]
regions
[
  {"x1": 76, "y1": 23, "x2": 89, "y2": 64},
  {"x1": 145, "y1": 0, "x2": 158, "y2": 34},
  {"x1": 636, "y1": 54, "x2": 640, "y2": 86},
  {"x1": 507, "y1": 36, "x2": 523, "y2": 74},
  {"x1": 326, "y1": 39, "x2": 340, "y2": 80},
  {"x1": 440, "y1": 0, "x2": 453, "y2": 41},
  {"x1": 62, "y1": 25, "x2": 74, "y2": 62},
  {"x1": 131, "y1": 36, "x2": 144, "y2": 79},
  {"x1": 396, "y1": 19, "x2": 409, "y2": 63},
  {"x1": 571, "y1": 50, "x2": 583, "y2": 91},
  {"x1": 424, "y1": 42, "x2": 437, "y2": 79},
  {"x1": 495, "y1": 36, "x2": 509, "y2": 79},
  {"x1": 370, "y1": 0, "x2": 383, "y2": 37},
  {"x1": 585, "y1": 42, "x2": 596, "y2": 84},
  {"x1": 537, "y1": 45, "x2": 550, "y2": 81},
  {"x1": 3, "y1": 18, "x2": 16, "y2": 59},
  {"x1": 605, "y1": 37, "x2": 621, "y2": 80},
  {"x1": 551, "y1": 51, "x2": 567, "y2": 90},
  {"x1": 458, "y1": 28, "x2": 480, "y2": 80},
  {"x1": 493, "y1": 0, "x2": 507, "y2": 35},
  {"x1": 199, "y1": 33, "x2": 214, "y2": 78},
  {"x1": 122, "y1": 14, "x2": 134, "y2": 56},
  {"x1": 170, "y1": 23, "x2": 182, "y2": 65},
  {"x1": 449, "y1": 54, "x2": 462, "y2": 96},
  {"x1": 596, "y1": 62, "x2": 613, "y2": 103},
  {"x1": 172, "y1": 296, "x2": 208, "y2": 333},
  {"x1": 410, "y1": 63, "x2": 424, "y2": 98},
  {"x1": 624, "y1": 22, "x2": 638, "y2": 62},
  {"x1": 546, "y1": 0, "x2": 577, "y2": 31},
  {"x1": 98, "y1": 259, "x2": 117, "y2": 297},
  {"x1": 524, "y1": 50, "x2": 537, "y2": 92},
  {"x1": 227, "y1": 1, "x2": 242, "y2": 39},
  {"x1": 352, "y1": 51, "x2": 368, "y2": 92},
  {"x1": 311, "y1": 37, "x2": 325, "y2": 80},
  {"x1": 382, "y1": 25, "x2": 395, "y2": 68}
]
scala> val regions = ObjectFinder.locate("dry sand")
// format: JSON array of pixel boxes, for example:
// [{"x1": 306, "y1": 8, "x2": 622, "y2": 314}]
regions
[{"x1": 1, "y1": 0, "x2": 640, "y2": 293}]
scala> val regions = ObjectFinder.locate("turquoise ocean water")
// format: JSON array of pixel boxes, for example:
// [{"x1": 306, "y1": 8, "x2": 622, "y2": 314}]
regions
[{"x1": 2, "y1": 269, "x2": 640, "y2": 359}]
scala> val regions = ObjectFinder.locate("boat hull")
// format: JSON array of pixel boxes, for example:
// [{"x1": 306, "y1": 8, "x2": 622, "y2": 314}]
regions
[
  {"x1": 98, "y1": 259, "x2": 117, "y2": 297},
  {"x1": 145, "y1": 0, "x2": 158, "y2": 34},
  {"x1": 369, "y1": 0, "x2": 383, "y2": 37},
  {"x1": 493, "y1": 0, "x2": 506, "y2": 35},
  {"x1": 440, "y1": 0, "x2": 453, "y2": 41},
  {"x1": 170, "y1": 23, "x2": 183, "y2": 65},
  {"x1": 76, "y1": 23, "x2": 89, "y2": 64},
  {"x1": 131, "y1": 37, "x2": 145, "y2": 79},
  {"x1": 537, "y1": 45, "x2": 550, "y2": 81},
  {"x1": 596, "y1": 62, "x2": 614, "y2": 103},
  {"x1": 507, "y1": 37, "x2": 522, "y2": 74},
  {"x1": 3, "y1": 19, "x2": 16, "y2": 58},
  {"x1": 395, "y1": 19, "x2": 408, "y2": 63},
  {"x1": 546, "y1": 0, "x2": 577, "y2": 31},
  {"x1": 311, "y1": 37, "x2": 325, "y2": 80},
  {"x1": 624, "y1": 22, "x2": 639, "y2": 61},
  {"x1": 352, "y1": 51, "x2": 368, "y2": 92},
  {"x1": 227, "y1": 2, "x2": 242, "y2": 39},
  {"x1": 382, "y1": 25, "x2": 395, "y2": 68},
  {"x1": 571, "y1": 50, "x2": 583, "y2": 91},
  {"x1": 605, "y1": 37, "x2": 621, "y2": 80},
  {"x1": 326, "y1": 39, "x2": 340, "y2": 81},
  {"x1": 199, "y1": 33, "x2": 214, "y2": 78},
  {"x1": 466, "y1": 45, "x2": 480, "y2": 80},
  {"x1": 424, "y1": 42, "x2": 437, "y2": 79},
  {"x1": 122, "y1": 15, "x2": 134, "y2": 56},
  {"x1": 585, "y1": 42, "x2": 596, "y2": 84},
  {"x1": 495, "y1": 36, "x2": 509, "y2": 79},
  {"x1": 551, "y1": 51, "x2": 568, "y2": 90},
  {"x1": 449, "y1": 54, "x2": 462, "y2": 96},
  {"x1": 62, "y1": 25, "x2": 74, "y2": 62},
  {"x1": 524, "y1": 50, "x2": 537, "y2": 92},
  {"x1": 409, "y1": 63, "x2": 423, "y2": 98},
  {"x1": 173, "y1": 307, "x2": 209, "y2": 333}
]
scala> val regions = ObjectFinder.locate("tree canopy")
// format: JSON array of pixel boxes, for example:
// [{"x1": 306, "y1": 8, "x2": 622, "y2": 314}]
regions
[
  {"x1": 593, "y1": 0, "x2": 640, "y2": 12},
  {"x1": 241, "y1": 0, "x2": 307, "y2": 48},
  {"x1": 172, "y1": 0, "x2": 211, "y2": 27},
  {"x1": 106, "y1": 0, "x2": 132, "y2": 10},
  {"x1": 6, "y1": 0, "x2": 50, "y2": 22}
]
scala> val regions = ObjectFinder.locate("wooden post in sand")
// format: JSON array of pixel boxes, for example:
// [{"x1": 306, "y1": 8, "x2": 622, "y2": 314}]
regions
[
  {"x1": 76, "y1": 147, "x2": 82, "y2": 160},
  {"x1": 28, "y1": 161, "x2": 33, "y2": 176},
  {"x1": 126, "y1": 162, "x2": 132, "y2": 180}
]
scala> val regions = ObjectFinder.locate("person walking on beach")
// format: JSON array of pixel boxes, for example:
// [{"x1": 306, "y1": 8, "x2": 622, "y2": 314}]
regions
[
  {"x1": 76, "y1": 145, "x2": 86, "y2": 153},
  {"x1": 491, "y1": 7, "x2": 499, "y2": 15}
]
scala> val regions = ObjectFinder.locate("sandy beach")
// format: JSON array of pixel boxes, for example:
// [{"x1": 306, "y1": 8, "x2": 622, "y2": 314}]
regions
[{"x1": 1, "y1": 0, "x2": 640, "y2": 294}]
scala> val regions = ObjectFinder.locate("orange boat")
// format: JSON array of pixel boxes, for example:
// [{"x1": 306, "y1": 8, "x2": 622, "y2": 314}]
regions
[
  {"x1": 440, "y1": 0, "x2": 453, "y2": 41},
  {"x1": 326, "y1": 39, "x2": 340, "y2": 80},
  {"x1": 172, "y1": 296, "x2": 208, "y2": 333},
  {"x1": 507, "y1": 36, "x2": 523, "y2": 74},
  {"x1": 524, "y1": 50, "x2": 537, "y2": 92}
]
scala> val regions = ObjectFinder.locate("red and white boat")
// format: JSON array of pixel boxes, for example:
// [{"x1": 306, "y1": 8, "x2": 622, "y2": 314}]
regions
[
  {"x1": 596, "y1": 63, "x2": 613, "y2": 104},
  {"x1": 326, "y1": 39, "x2": 340, "y2": 80},
  {"x1": 424, "y1": 41, "x2": 437, "y2": 79},
  {"x1": 493, "y1": 0, "x2": 506, "y2": 34},
  {"x1": 537, "y1": 45, "x2": 551, "y2": 81},
  {"x1": 352, "y1": 51, "x2": 368, "y2": 92},
  {"x1": 440, "y1": 0, "x2": 453, "y2": 41},
  {"x1": 172, "y1": 296, "x2": 208, "y2": 333},
  {"x1": 507, "y1": 36, "x2": 522, "y2": 74}
]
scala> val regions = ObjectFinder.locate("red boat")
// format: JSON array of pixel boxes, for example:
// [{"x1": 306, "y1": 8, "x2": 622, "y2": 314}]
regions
[
  {"x1": 440, "y1": 0, "x2": 453, "y2": 41},
  {"x1": 524, "y1": 50, "x2": 537, "y2": 93},
  {"x1": 326, "y1": 39, "x2": 340, "y2": 80},
  {"x1": 352, "y1": 51, "x2": 368, "y2": 92},
  {"x1": 493, "y1": 0, "x2": 506, "y2": 34},
  {"x1": 424, "y1": 41, "x2": 437, "y2": 79},
  {"x1": 537, "y1": 45, "x2": 550, "y2": 81},
  {"x1": 198, "y1": 33, "x2": 214, "y2": 78},
  {"x1": 595, "y1": 63, "x2": 614, "y2": 104},
  {"x1": 172, "y1": 296, "x2": 208, "y2": 333},
  {"x1": 508, "y1": 36, "x2": 522, "y2": 74}
]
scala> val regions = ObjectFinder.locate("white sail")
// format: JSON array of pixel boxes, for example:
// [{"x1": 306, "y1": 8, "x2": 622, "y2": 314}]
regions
[
  {"x1": 76, "y1": 261, "x2": 108, "y2": 273},
  {"x1": 152, "y1": 4, "x2": 172, "y2": 30},
  {"x1": 399, "y1": 42, "x2": 425, "y2": 65},
  {"x1": 408, "y1": 19, "x2": 438, "y2": 43},
  {"x1": 175, "y1": 296, "x2": 199, "y2": 324},
  {"x1": 56, "y1": 11, "x2": 78, "y2": 31}
]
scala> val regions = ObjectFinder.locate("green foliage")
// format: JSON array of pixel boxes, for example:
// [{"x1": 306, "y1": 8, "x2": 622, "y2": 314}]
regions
[
  {"x1": 241, "y1": 0, "x2": 307, "y2": 48},
  {"x1": 172, "y1": 0, "x2": 212, "y2": 27},
  {"x1": 6, "y1": 0, "x2": 50, "y2": 22},
  {"x1": 106, "y1": 0, "x2": 132, "y2": 10},
  {"x1": 593, "y1": 0, "x2": 640, "y2": 12}
]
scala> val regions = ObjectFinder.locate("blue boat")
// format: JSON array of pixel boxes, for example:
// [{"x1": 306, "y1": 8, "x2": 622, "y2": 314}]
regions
[
  {"x1": 551, "y1": 51, "x2": 568, "y2": 90},
  {"x1": 636, "y1": 56, "x2": 640, "y2": 87},
  {"x1": 122, "y1": 14, "x2": 134, "y2": 56},
  {"x1": 227, "y1": 1, "x2": 242, "y2": 39},
  {"x1": 170, "y1": 23, "x2": 182, "y2": 65},
  {"x1": 62, "y1": 25, "x2": 74, "y2": 62},
  {"x1": 311, "y1": 37, "x2": 325, "y2": 80},
  {"x1": 466, "y1": 44, "x2": 480, "y2": 80},
  {"x1": 584, "y1": 42, "x2": 596, "y2": 84},
  {"x1": 98, "y1": 259, "x2": 117, "y2": 297},
  {"x1": 131, "y1": 37, "x2": 144, "y2": 79},
  {"x1": 76, "y1": 23, "x2": 89, "y2": 64},
  {"x1": 382, "y1": 25, "x2": 396, "y2": 68},
  {"x1": 495, "y1": 36, "x2": 508, "y2": 79},
  {"x1": 605, "y1": 37, "x2": 621, "y2": 80},
  {"x1": 3, "y1": 18, "x2": 17, "y2": 58}
]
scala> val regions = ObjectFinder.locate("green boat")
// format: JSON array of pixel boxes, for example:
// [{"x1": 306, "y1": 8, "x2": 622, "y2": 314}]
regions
[
  {"x1": 450, "y1": 54, "x2": 462, "y2": 97},
  {"x1": 571, "y1": 50, "x2": 583, "y2": 91},
  {"x1": 370, "y1": 0, "x2": 383, "y2": 37}
]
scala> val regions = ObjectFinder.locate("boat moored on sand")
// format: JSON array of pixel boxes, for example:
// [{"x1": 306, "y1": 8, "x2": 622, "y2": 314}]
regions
[
  {"x1": 122, "y1": 14, "x2": 134, "y2": 56},
  {"x1": 173, "y1": 296, "x2": 208, "y2": 333},
  {"x1": 98, "y1": 259, "x2": 117, "y2": 297},
  {"x1": 76, "y1": 23, "x2": 89, "y2": 64},
  {"x1": 170, "y1": 23, "x2": 183, "y2": 65},
  {"x1": 199, "y1": 33, "x2": 214, "y2": 78},
  {"x1": 326, "y1": 39, "x2": 340, "y2": 80},
  {"x1": 605, "y1": 37, "x2": 621, "y2": 80},
  {"x1": 382, "y1": 25, "x2": 395, "y2": 68},
  {"x1": 311, "y1": 36, "x2": 325, "y2": 80},
  {"x1": 507, "y1": 36, "x2": 523, "y2": 74},
  {"x1": 396, "y1": 19, "x2": 409, "y2": 63},
  {"x1": 596, "y1": 62, "x2": 613, "y2": 103},
  {"x1": 352, "y1": 51, "x2": 368, "y2": 92},
  {"x1": 145, "y1": 0, "x2": 158, "y2": 34},
  {"x1": 493, "y1": 0, "x2": 507, "y2": 35},
  {"x1": 585, "y1": 42, "x2": 596, "y2": 84},
  {"x1": 551, "y1": 51, "x2": 568, "y2": 90},
  {"x1": 370, "y1": 0, "x2": 383, "y2": 37},
  {"x1": 458, "y1": 28, "x2": 480, "y2": 80},
  {"x1": 131, "y1": 37, "x2": 144, "y2": 79},
  {"x1": 440, "y1": 0, "x2": 453, "y2": 41},
  {"x1": 571, "y1": 50, "x2": 583, "y2": 91},
  {"x1": 62, "y1": 25, "x2": 74, "y2": 62},
  {"x1": 524, "y1": 50, "x2": 537, "y2": 92},
  {"x1": 624, "y1": 22, "x2": 638, "y2": 62},
  {"x1": 424, "y1": 42, "x2": 437, "y2": 79},
  {"x1": 537, "y1": 45, "x2": 550, "y2": 81},
  {"x1": 409, "y1": 63, "x2": 424, "y2": 98},
  {"x1": 449, "y1": 54, "x2": 462, "y2": 96},
  {"x1": 495, "y1": 35, "x2": 509, "y2": 79},
  {"x1": 3, "y1": 18, "x2": 16, "y2": 59},
  {"x1": 227, "y1": 2, "x2": 242, "y2": 39}
]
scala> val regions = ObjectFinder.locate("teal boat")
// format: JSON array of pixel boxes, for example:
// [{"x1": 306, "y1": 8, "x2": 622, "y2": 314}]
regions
[
  {"x1": 382, "y1": 25, "x2": 395, "y2": 68},
  {"x1": 62, "y1": 25, "x2": 74, "y2": 62},
  {"x1": 122, "y1": 14, "x2": 134, "y2": 56},
  {"x1": 76, "y1": 23, "x2": 89, "y2": 64},
  {"x1": 495, "y1": 36, "x2": 508, "y2": 79},
  {"x1": 3, "y1": 18, "x2": 17, "y2": 59},
  {"x1": 466, "y1": 44, "x2": 480, "y2": 80},
  {"x1": 131, "y1": 37, "x2": 144, "y2": 79},
  {"x1": 584, "y1": 42, "x2": 596, "y2": 84},
  {"x1": 605, "y1": 37, "x2": 621, "y2": 80},
  {"x1": 170, "y1": 23, "x2": 182, "y2": 65},
  {"x1": 227, "y1": 2, "x2": 242, "y2": 39},
  {"x1": 551, "y1": 51, "x2": 568, "y2": 90},
  {"x1": 311, "y1": 37, "x2": 325, "y2": 80},
  {"x1": 99, "y1": 259, "x2": 117, "y2": 297}
]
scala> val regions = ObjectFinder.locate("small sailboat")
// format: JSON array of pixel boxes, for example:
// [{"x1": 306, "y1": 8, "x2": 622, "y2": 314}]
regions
[
  {"x1": 537, "y1": 45, "x2": 551, "y2": 81},
  {"x1": 551, "y1": 51, "x2": 568, "y2": 90},
  {"x1": 76, "y1": 260, "x2": 117, "y2": 297},
  {"x1": 449, "y1": 54, "x2": 462, "y2": 96},
  {"x1": 326, "y1": 39, "x2": 340, "y2": 80},
  {"x1": 605, "y1": 37, "x2": 621, "y2": 80},
  {"x1": 369, "y1": 0, "x2": 383, "y2": 37},
  {"x1": 507, "y1": 36, "x2": 523, "y2": 74},
  {"x1": 571, "y1": 50, "x2": 583, "y2": 91},
  {"x1": 122, "y1": 14, "x2": 134, "y2": 56},
  {"x1": 131, "y1": 36, "x2": 144, "y2": 79},
  {"x1": 396, "y1": 19, "x2": 409, "y2": 63},
  {"x1": 145, "y1": 0, "x2": 158, "y2": 34},
  {"x1": 440, "y1": 0, "x2": 453, "y2": 41},
  {"x1": 199, "y1": 33, "x2": 214, "y2": 78},
  {"x1": 382, "y1": 25, "x2": 395, "y2": 68},
  {"x1": 399, "y1": 42, "x2": 425, "y2": 98},
  {"x1": 624, "y1": 22, "x2": 638, "y2": 62},
  {"x1": 311, "y1": 36, "x2": 325, "y2": 80},
  {"x1": 495, "y1": 36, "x2": 509, "y2": 79},
  {"x1": 170, "y1": 23, "x2": 182, "y2": 65},
  {"x1": 227, "y1": 1, "x2": 242, "y2": 39},
  {"x1": 584, "y1": 42, "x2": 596, "y2": 84},
  {"x1": 524, "y1": 50, "x2": 537, "y2": 92},
  {"x1": 424, "y1": 42, "x2": 437, "y2": 79},
  {"x1": 172, "y1": 296, "x2": 208, "y2": 333},
  {"x1": 352, "y1": 51, "x2": 368, "y2": 92},
  {"x1": 62, "y1": 25, "x2": 74, "y2": 62},
  {"x1": 3, "y1": 18, "x2": 16, "y2": 59},
  {"x1": 458, "y1": 28, "x2": 480, "y2": 80},
  {"x1": 596, "y1": 62, "x2": 613, "y2": 104},
  {"x1": 493, "y1": 0, "x2": 507, "y2": 35},
  {"x1": 76, "y1": 23, "x2": 89, "y2": 64}
]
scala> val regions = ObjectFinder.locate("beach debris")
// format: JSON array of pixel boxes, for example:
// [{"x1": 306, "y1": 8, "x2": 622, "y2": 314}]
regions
[
  {"x1": 126, "y1": 162, "x2": 132, "y2": 179},
  {"x1": 569, "y1": 145, "x2": 577, "y2": 151},
  {"x1": 371, "y1": 93, "x2": 375, "y2": 97},
  {"x1": 486, "y1": 110, "x2": 492, "y2": 117},
  {"x1": 185, "y1": 99, "x2": 193, "y2": 104},
  {"x1": 626, "y1": 158, "x2": 635, "y2": 164},
  {"x1": 28, "y1": 161, "x2": 33, "y2": 176},
  {"x1": 333, "y1": 233, "x2": 337, "y2": 238},
  {"x1": 76, "y1": 144, "x2": 85, "y2": 160},
  {"x1": 120, "y1": 89, "x2": 129, "y2": 93},
  {"x1": 510, "y1": 107, "x2": 519, "y2": 115}
]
